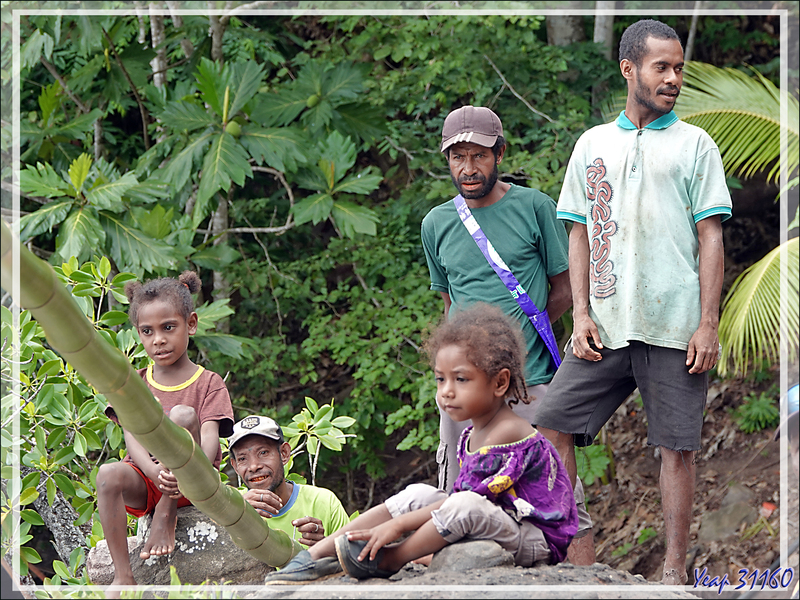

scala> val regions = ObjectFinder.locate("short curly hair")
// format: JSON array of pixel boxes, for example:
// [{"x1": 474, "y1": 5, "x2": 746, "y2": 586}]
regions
[
  {"x1": 423, "y1": 302, "x2": 529, "y2": 406},
  {"x1": 619, "y1": 19, "x2": 682, "y2": 68},
  {"x1": 125, "y1": 271, "x2": 201, "y2": 327}
]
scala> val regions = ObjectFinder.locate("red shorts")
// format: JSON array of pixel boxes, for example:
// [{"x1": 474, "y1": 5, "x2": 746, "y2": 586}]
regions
[{"x1": 124, "y1": 462, "x2": 192, "y2": 518}]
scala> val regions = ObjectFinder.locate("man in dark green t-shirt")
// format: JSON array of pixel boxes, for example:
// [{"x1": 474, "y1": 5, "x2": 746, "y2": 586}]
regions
[{"x1": 421, "y1": 105, "x2": 594, "y2": 565}]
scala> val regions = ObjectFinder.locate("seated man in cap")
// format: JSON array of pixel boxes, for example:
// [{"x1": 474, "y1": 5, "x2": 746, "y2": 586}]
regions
[{"x1": 229, "y1": 415, "x2": 350, "y2": 557}]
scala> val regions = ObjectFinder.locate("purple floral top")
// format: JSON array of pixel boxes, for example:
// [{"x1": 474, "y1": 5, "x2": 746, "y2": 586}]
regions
[{"x1": 454, "y1": 427, "x2": 578, "y2": 564}]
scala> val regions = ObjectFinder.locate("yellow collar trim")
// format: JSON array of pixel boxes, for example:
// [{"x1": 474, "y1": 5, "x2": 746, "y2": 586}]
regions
[{"x1": 146, "y1": 364, "x2": 205, "y2": 392}]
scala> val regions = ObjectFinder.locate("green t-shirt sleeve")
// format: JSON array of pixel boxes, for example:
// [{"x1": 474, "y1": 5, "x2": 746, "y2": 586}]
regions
[{"x1": 421, "y1": 212, "x2": 449, "y2": 293}]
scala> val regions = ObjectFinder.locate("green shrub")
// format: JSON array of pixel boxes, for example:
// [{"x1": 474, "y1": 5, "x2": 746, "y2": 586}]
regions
[{"x1": 732, "y1": 387, "x2": 780, "y2": 433}]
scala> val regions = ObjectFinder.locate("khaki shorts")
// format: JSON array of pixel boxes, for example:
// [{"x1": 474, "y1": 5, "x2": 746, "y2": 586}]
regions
[{"x1": 385, "y1": 483, "x2": 551, "y2": 566}]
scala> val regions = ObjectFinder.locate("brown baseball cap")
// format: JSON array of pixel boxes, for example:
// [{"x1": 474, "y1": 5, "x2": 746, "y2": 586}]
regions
[{"x1": 441, "y1": 105, "x2": 504, "y2": 152}]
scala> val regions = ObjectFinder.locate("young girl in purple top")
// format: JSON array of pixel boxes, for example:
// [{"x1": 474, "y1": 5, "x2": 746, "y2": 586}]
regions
[{"x1": 265, "y1": 303, "x2": 578, "y2": 583}]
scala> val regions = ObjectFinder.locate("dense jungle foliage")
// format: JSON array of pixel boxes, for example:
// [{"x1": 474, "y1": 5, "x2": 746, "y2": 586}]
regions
[{"x1": 1, "y1": 3, "x2": 793, "y2": 584}]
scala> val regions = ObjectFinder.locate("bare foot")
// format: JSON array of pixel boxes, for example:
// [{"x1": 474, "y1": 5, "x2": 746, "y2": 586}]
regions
[
  {"x1": 139, "y1": 500, "x2": 178, "y2": 559},
  {"x1": 662, "y1": 567, "x2": 688, "y2": 585}
]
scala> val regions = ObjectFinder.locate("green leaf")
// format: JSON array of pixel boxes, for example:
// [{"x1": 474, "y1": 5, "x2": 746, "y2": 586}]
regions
[
  {"x1": 305, "y1": 396, "x2": 319, "y2": 413},
  {"x1": 19, "y1": 162, "x2": 72, "y2": 198},
  {"x1": 55, "y1": 109, "x2": 104, "y2": 139},
  {"x1": 319, "y1": 435, "x2": 342, "y2": 451},
  {"x1": 331, "y1": 200, "x2": 379, "y2": 237},
  {"x1": 159, "y1": 102, "x2": 217, "y2": 132},
  {"x1": 18, "y1": 487, "x2": 39, "y2": 506},
  {"x1": 53, "y1": 447, "x2": 76, "y2": 466},
  {"x1": 291, "y1": 193, "x2": 333, "y2": 226},
  {"x1": 227, "y1": 61, "x2": 266, "y2": 120},
  {"x1": 249, "y1": 90, "x2": 306, "y2": 127},
  {"x1": 100, "y1": 212, "x2": 180, "y2": 274},
  {"x1": 73, "y1": 432, "x2": 87, "y2": 457},
  {"x1": 190, "y1": 244, "x2": 240, "y2": 270},
  {"x1": 19, "y1": 546, "x2": 42, "y2": 565},
  {"x1": 86, "y1": 172, "x2": 139, "y2": 210},
  {"x1": 161, "y1": 131, "x2": 213, "y2": 193},
  {"x1": 74, "y1": 502, "x2": 94, "y2": 526},
  {"x1": 18, "y1": 200, "x2": 74, "y2": 242},
  {"x1": 52, "y1": 560, "x2": 70, "y2": 580},
  {"x1": 129, "y1": 204, "x2": 174, "y2": 240},
  {"x1": 195, "y1": 58, "x2": 228, "y2": 118},
  {"x1": 192, "y1": 332, "x2": 253, "y2": 361},
  {"x1": 333, "y1": 170, "x2": 383, "y2": 195},
  {"x1": 331, "y1": 416, "x2": 356, "y2": 428},
  {"x1": 313, "y1": 405, "x2": 333, "y2": 423},
  {"x1": 68, "y1": 153, "x2": 93, "y2": 196},
  {"x1": 38, "y1": 82, "x2": 61, "y2": 127},
  {"x1": 20, "y1": 509, "x2": 44, "y2": 526},
  {"x1": 55, "y1": 207, "x2": 105, "y2": 264},
  {"x1": 239, "y1": 126, "x2": 307, "y2": 173},
  {"x1": 123, "y1": 179, "x2": 172, "y2": 204},
  {"x1": 52, "y1": 473, "x2": 75, "y2": 497},
  {"x1": 46, "y1": 477, "x2": 56, "y2": 506},
  {"x1": 194, "y1": 299, "x2": 235, "y2": 333},
  {"x1": 20, "y1": 29, "x2": 53, "y2": 71},
  {"x1": 194, "y1": 132, "x2": 253, "y2": 228},
  {"x1": 99, "y1": 311, "x2": 129, "y2": 327}
]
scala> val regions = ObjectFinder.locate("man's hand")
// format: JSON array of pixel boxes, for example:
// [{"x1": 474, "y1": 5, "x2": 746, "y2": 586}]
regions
[
  {"x1": 157, "y1": 468, "x2": 183, "y2": 500},
  {"x1": 571, "y1": 313, "x2": 603, "y2": 361},
  {"x1": 243, "y1": 489, "x2": 283, "y2": 517},
  {"x1": 686, "y1": 322, "x2": 719, "y2": 374},
  {"x1": 345, "y1": 520, "x2": 406, "y2": 562},
  {"x1": 291, "y1": 516, "x2": 325, "y2": 546}
]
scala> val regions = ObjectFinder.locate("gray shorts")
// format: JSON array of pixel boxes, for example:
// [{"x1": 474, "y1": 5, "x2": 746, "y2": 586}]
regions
[
  {"x1": 535, "y1": 341, "x2": 708, "y2": 451},
  {"x1": 385, "y1": 483, "x2": 551, "y2": 566},
  {"x1": 437, "y1": 384, "x2": 593, "y2": 537}
]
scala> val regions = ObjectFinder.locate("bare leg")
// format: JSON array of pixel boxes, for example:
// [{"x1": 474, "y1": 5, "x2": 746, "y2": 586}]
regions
[
  {"x1": 378, "y1": 520, "x2": 448, "y2": 572},
  {"x1": 538, "y1": 426, "x2": 597, "y2": 566},
  {"x1": 660, "y1": 447, "x2": 695, "y2": 585},
  {"x1": 308, "y1": 504, "x2": 393, "y2": 561},
  {"x1": 139, "y1": 405, "x2": 201, "y2": 560},
  {"x1": 139, "y1": 495, "x2": 179, "y2": 559},
  {"x1": 96, "y1": 462, "x2": 148, "y2": 596}
]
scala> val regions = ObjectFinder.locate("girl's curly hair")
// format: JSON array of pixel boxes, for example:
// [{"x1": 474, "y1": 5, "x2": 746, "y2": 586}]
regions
[
  {"x1": 423, "y1": 302, "x2": 529, "y2": 406},
  {"x1": 125, "y1": 271, "x2": 201, "y2": 327}
]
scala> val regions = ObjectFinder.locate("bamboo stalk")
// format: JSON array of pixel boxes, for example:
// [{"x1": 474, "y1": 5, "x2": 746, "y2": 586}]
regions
[{"x1": 1, "y1": 219, "x2": 301, "y2": 567}]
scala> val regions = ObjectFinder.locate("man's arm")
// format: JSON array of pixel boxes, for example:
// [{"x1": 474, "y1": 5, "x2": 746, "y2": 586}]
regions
[
  {"x1": 546, "y1": 270, "x2": 571, "y2": 323},
  {"x1": 440, "y1": 291, "x2": 451, "y2": 319},
  {"x1": 568, "y1": 223, "x2": 603, "y2": 361},
  {"x1": 686, "y1": 216, "x2": 724, "y2": 374}
]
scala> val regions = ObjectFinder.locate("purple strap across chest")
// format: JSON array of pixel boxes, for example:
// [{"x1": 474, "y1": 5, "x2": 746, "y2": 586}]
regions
[{"x1": 453, "y1": 194, "x2": 561, "y2": 369}]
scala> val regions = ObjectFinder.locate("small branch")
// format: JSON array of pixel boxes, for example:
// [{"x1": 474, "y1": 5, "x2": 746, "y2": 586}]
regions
[
  {"x1": 166, "y1": 0, "x2": 194, "y2": 58},
  {"x1": 220, "y1": 0, "x2": 277, "y2": 26},
  {"x1": 102, "y1": 28, "x2": 151, "y2": 150},
  {"x1": 484, "y1": 54, "x2": 555, "y2": 124},
  {"x1": 40, "y1": 57, "x2": 90, "y2": 114}
]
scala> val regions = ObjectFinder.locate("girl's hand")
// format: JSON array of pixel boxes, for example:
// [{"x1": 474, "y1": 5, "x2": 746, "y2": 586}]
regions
[
  {"x1": 157, "y1": 469, "x2": 183, "y2": 500},
  {"x1": 346, "y1": 521, "x2": 404, "y2": 562}
]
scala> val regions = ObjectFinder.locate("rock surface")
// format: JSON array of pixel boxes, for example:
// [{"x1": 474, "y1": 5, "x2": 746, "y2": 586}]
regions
[{"x1": 86, "y1": 506, "x2": 273, "y2": 586}]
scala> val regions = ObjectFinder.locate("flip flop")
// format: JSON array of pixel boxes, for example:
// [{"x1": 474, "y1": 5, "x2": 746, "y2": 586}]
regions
[{"x1": 334, "y1": 536, "x2": 398, "y2": 580}]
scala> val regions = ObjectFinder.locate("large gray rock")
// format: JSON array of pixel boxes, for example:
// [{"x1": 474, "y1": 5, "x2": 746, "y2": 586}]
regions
[
  {"x1": 428, "y1": 539, "x2": 515, "y2": 572},
  {"x1": 697, "y1": 484, "x2": 757, "y2": 543},
  {"x1": 86, "y1": 506, "x2": 274, "y2": 585}
]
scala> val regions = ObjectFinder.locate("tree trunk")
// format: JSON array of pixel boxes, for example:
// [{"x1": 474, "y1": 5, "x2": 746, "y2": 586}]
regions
[
  {"x1": 211, "y1": 191, "x2": 231, "y2": 334},
  {"x1": 18, "y1": 467, "x2": 91, "y2": 569},
  {"x1": 148, "y1": 7, "x2": 167, "y2": 89},
  {"x1": 684, "y1": 1, "x2": 702, "y2": 62},
  {"x1": 593, "y1": 4, "x2": 615, "y2": 60},
  {"x1": 546, "y1": 14, "x2": 586, "y2": 46}
]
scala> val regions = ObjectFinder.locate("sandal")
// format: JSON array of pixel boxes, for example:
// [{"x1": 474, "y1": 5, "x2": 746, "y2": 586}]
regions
[
  {"x1": 334, "y1": 536, "x2": 398, "y2": 580},
  {"x1": 264, "y1": 549, "x2": 342, "y2": 584}
]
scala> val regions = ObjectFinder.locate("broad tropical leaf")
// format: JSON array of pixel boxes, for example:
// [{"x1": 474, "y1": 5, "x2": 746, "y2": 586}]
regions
[
  {"x1": 19, "y1": 162, "x2": 71, "y2": 198},
  {"x1": 55, "y1": 207, "x2": 105, "y2": 264},
  {"x1": 194, "y1": 132, "x2": 253, "y2": 227},
  {"x1": 123, "y1": 179, "x2": 172, "y2": 204},
  {"x1": 193, "y1": 332, "x2": 254, "y2": 361},
  {"x1": 227, "y1": 61, "x2": 266, "y2": 120},
  {"x1": 333, "y1": 169, "x2": 383, "y2": 195},
  {"x1": 18, "y1": 200, "x2": 74, "y2": 241},
  {"x1": 675, "y1": 62, "x2": 799, "y2": 183},
  {"x1": 718, "y1": 238, "x2": 799, "y2": 376},
  {"x1": 67, "y1": 153, "x2": 93, "y2": 196},
  {"x1": 194, "y1": 58, "x2": 229, "y2": 117},
  {"x1": 86, "y1": 172, "x2": 138, "y2": 210},
  {"x1": 161, "y1": 131, "x2": 213, "y2": 193},
  {"x1": 331, "y1": 200, "x2": 379, "y2": 237},
  {"x1": 239, "y1": 126, "x2": 308, "y2": 173},
  {"x1": 249, "y1": 90, "x2": 307, "y2": 127},
  {"x1": 55, "y1": 109, "x2": 104, "y2": 139},
  {"x1": 99, "y1": 212, "x2": 180, "y2": 274},
  {"x1": 194, "y1": 299, "x2": 235, "y2": 334},
  {"x1": 190, "y1": 244, "x2": 241, "y2": 270},
  {"x1": 291, "y1": 193, "x2": 334, "y2": 225},
  {"x1": 159, "y1": 102, "x2": 218, "y2": 133}
]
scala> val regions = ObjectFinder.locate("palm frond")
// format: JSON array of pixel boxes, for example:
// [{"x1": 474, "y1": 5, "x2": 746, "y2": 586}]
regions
[
  {"x1": 718, "y1": 237, "x2": 799, "y2": 376},
  {"x1": 675, "y1": 62, "x2": 799, "y2": 183}
]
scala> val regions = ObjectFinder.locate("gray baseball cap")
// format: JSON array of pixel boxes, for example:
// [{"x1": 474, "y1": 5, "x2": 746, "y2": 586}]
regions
[
  {"x1": 229, "y1": 415, "x2": 284, "y2": 450},
  {"x1": 441, "y1": 105, "x2": 504, "y2": 152}
]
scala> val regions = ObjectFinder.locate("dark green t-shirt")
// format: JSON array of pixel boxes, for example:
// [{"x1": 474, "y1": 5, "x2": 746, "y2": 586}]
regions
[{"x1": 421, "y1": 184, "x2": 569, "y2": 385}]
